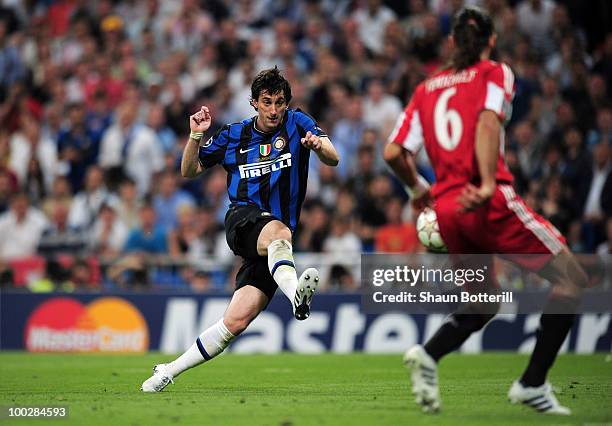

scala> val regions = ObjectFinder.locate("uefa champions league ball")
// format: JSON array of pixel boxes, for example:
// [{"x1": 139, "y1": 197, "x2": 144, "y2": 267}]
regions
[{"x1": 416, "y1": 207, "x2": 447, "y2": 252}]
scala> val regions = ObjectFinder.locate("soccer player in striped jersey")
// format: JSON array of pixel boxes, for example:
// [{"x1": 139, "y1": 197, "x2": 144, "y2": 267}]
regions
[
  {"x1": 384, "y1": 7, "x2": 587, "y2": 415},
  {"x1": 142, "y1": 67, "x2": 339, "y2": 392}
]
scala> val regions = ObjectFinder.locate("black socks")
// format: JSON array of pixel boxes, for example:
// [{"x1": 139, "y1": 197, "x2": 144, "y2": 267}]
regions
[{"x1": 520, "y1": 297, "x2": 578, "y2": 387}]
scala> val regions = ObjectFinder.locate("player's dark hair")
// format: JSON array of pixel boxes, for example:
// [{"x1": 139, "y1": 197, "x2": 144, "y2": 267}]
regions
[
  {"x1": 450, "y1": 7, "x2": 494, "y2": 70},
  {"x1": 250, "y1": 66, "x2": 292, "y2": 105}
]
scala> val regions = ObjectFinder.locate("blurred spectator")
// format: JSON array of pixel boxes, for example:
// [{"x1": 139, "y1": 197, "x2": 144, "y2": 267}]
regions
[
  {"x1": 168, "y1": 204, "x2": 204, "y2": 261},
  {"x1": 200, "y1": 167, "x2": 230, "y2": 223},
  {"x1": 85, "y1": 91, "x2": 113, "y2": 147},
  {"x1": 582, "y1": 142, "x2": 611, "y2": 250},
  {"x1": 330, "y1": 95, "x2": 366, "y2": 179},
  {"x1": 68, "y1": 259, "x2": 99, "y2": 291},
  {"x1": 327, "y1": 264, "x2": 358, "y2": 291},
  {"x1": 84, "y1": 54, "x2": 125, "y2": 108},
  {"x1": 99, "y1": 100, "x2": 164, "y2": 194},
  {"x1": 9, "y1": 114, "x2": 57, "y2": 193},
  {"x1": 323, "y1": 215, "x2": 361, "y2": 255},
  {"x1": 0, "y1": 18, "x2": 26, "y2": 96},
  {"x1": 0, "y1": 192, "x2": 48, "y2": 260},
  {"x1": 535, "y1": 143, "x2": 564, "y2": 181},
  {"x1": 68, "y1": 165, "x2": 114, "y2": 231},
  {"x1": 41, "y1": 176, "x2": 73, "y2": 218},
  {"x1": 561, "y1": 127, "x2": 591, "y2": 214},
  {"x1": 352, "y1": 0, "x2": 396, "y2": 55},
  {"x1": 123, "y1": 204, "x2": 167, "y2": 254},
  {"x1": 375, "y1": 197, "x2": 420, "y2": 253},
  {"x1": 530, "y1": 75, "x2": 561, "y2": 138},
  {"x1": 315, "y1": 164, "x2": 341, "y2": 209},
  {"x1": 38, "y1": 202, "x2": 87, "y2": 256},
  {"x1": 583, "y1": 142, "x2": 611, "y2": 223},
  {"x1": 110, "y1": 203, "x2": 167, "y2": 289},
  {"x1": 153, "y1": 170, "x2": 196, "y2": 232},
  {"x1": 192, "y1": 207, "x2": 231, "y2": 262},
  {"x1": 115, "y1": 177, "x2": 141, "y2": 229},
  {"x1": 188, "y1": 270, "x2": 212, "y2": 293},
  {"x1": 357, "y1": 174, "x2": 392, "y2": 251},
  {"x1": 539, "y1": 174, "x2": 573, "y2": 234},
  {"x1": 346, "y1": 142, "x2": 380, "y2": 200},
  {"x1": 586, "y1": 105, "x2": 612, "y2": 147},
  {"x1": 410, "y1": 12, "x2": 443, "y2": 66},
  {"x1": 296, "y1": 201, "x2": 329, "y2": 252},
  {"x1": 56, "y1": 102, "x2": 101, "y2": 192},
  {"x1": 496, "y1": 7, "x2": 522, "y2": 56},
  {"x1": 147, "y1": 102, "x2": 177, "y2": 154},
  {"x1": 91, "y1": 202, "x2": 129, "y2": 257},
  {"x1": 362, "y1": 78, "x2": 403, "y2": 139},
  {"x1": 516, "y1": 0, "x2": 555, "y2": 55}
]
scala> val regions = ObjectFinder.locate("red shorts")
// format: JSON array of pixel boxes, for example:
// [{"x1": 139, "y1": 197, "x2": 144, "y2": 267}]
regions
[{"x1": 435, "y1": 184, "x2": 566, "y2": 271}]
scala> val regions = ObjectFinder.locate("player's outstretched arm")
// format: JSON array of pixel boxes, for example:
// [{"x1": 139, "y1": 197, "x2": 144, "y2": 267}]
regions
[
  {"x1": 301, "y1": 131, "x2": 339, "y2": 166},
  {"x1": 181, "y1": 106, "x2": 212, "y2": 178},
  {"x1": 383, "y1": 143, "x2": 432, "y2": 210}
]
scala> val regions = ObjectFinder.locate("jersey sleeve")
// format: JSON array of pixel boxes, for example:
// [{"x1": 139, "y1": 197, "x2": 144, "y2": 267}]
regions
[
  {"x1": 294, "y1": 109, "x2": 327, "y2": 137},
  {"x1": 387, "y1": 87, "x2": 424, "y2": 154},
  {"x1": 198, "y1": 125, "x2": 230, "y2": 169},
  {"x1": 482, "y1": 63, "x2": 515, "y2": 123}
]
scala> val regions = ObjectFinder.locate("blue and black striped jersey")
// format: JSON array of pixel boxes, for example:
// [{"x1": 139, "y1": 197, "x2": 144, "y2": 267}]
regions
[{"x1": 198, "y1": 108, "x2": 326, "y2": 232}]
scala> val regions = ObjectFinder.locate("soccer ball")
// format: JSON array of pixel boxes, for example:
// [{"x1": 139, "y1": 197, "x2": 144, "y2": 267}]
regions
[{"x1": 416, "y1": 207, "x2": 447, "y2": 252}]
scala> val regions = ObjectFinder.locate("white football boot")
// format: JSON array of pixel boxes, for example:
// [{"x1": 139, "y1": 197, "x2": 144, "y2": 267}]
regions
[
  {"x1": 141, "y1": 364, "x2": 174, "y2": 392},
  {"x1": 508, "y1": 380, "x2": 571, "y2": 415},
  {"x1": 403, "y1": 345, "x2": 441, "y2": 413},
  {"x1": 293, "y1": 268, "x2": 319, "y2": 320}
]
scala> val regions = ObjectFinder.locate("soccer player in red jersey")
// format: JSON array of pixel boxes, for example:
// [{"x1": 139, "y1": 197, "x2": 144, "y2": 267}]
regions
[{"x1": 384, "y1": 7, "x2": 587, "y2": 415}]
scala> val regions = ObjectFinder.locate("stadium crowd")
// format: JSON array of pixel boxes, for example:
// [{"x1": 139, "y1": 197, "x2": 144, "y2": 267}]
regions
[{"x1": 0, "y1": 0, "x2": 610, "y2": 292}]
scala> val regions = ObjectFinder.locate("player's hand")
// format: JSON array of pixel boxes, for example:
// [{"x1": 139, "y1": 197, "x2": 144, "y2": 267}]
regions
[
  {"x1": 190, "y1": 106, "x2": 211, "y2": 132},
  {"x1": 458, "y1": 183, "x2": 495, "y2": 212},
  {"x1": 412, "y1": 190, "x2": 433, "y2": 213},
  {"x1": 300, "y1": 131, "x2": 322, "y2": 151}
]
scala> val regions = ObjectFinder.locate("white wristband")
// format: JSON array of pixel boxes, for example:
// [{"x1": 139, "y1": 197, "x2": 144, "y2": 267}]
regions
[
  {"x1": 404, "y1": 175, "x2": 430, "y2": 199},
  {"x1": 190, "y1": 131, "x2": 203, "y2": 141}
]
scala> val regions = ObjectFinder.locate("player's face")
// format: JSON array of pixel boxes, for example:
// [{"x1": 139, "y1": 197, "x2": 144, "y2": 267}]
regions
[{"x1": 254, "y1": 90, "x2": 287, "y2": 132}]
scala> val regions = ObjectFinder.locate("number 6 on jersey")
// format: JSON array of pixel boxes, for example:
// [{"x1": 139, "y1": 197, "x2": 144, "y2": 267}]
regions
[{"x1": 434, "y1": 88, "x2": 463, "y2": 151}]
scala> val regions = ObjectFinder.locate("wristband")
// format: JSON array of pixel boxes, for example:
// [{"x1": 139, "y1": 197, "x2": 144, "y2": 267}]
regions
[
  {"x1": 190, "y1": 131, "x2": 204, "y2": 141},
  {"x1": 404, "y1": 175, "x2": 430, "y2": 199}
]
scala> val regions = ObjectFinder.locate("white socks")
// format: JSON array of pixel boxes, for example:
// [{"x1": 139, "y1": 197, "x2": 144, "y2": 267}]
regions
[
  {"x1": 267, "y1": 239, "x2": 299, "y2": 304},
  {"x1": 166, "y1": 319, "x2": 235, "y2": 377}
]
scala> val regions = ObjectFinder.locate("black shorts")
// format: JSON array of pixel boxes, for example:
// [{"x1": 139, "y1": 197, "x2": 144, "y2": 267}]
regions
[{"x1": 225, "y1": 204, "x2": 279, "y2": 301}]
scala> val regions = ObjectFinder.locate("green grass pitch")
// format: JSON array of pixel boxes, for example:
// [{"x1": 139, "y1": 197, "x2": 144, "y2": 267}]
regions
[{"x1": 0, "y1": 353, "x2": 610, "y2": 425}]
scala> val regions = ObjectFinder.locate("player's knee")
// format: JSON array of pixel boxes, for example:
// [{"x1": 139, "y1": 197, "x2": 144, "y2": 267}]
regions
[
  {"x1": 275, "y1": 227, "x2": 292, "y2": 243},
  {"x1": 223, "y1": 315, "x2": 251, "y2": 336},
  {"x1": 454, "y1": 301, "x2": 499, "y2": 332},
  {"x1": 259, "y1": 221, "x2": 291, "y2": 248},
  {"x1": 550, "y1": 282, "x2": 583, "y2": 301},
  {"x1": 453, "y1": 313, "x2": 494, "y2": 333}
]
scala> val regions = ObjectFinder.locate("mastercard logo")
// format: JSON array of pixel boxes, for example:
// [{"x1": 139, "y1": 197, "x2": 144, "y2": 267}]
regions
[{"x1": 25, "y1": 297, "x2": 149, "y2": 353}]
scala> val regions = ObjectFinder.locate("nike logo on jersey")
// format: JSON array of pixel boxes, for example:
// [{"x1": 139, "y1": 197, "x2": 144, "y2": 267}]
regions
[
  {"x1": 239, "y1": 147, "x2": 256, "y2": 154},
  {"x1": 239, "y1": 153, "x2": 292, "y2": 179}
]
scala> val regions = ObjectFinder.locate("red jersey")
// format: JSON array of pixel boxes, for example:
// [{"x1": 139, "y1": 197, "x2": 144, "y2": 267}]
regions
[{"x1": 389, "y1": 60, "x2": 515, "y2": 198}]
